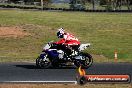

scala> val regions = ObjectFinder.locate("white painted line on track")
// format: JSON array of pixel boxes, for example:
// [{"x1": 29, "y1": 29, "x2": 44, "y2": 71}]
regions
[{"x1": 1, "y1": 81, "x2": 77, "y2": 84}]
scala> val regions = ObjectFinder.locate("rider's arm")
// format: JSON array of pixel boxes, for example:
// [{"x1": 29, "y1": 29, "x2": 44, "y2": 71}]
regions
[{"x1": 54, "y1": 39, "x2": 65, "y2": 44}]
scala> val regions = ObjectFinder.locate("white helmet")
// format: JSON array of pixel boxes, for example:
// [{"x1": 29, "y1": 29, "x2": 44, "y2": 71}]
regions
[{"x1": 57, "y1": 28, "x2": 65, "y2": 38}]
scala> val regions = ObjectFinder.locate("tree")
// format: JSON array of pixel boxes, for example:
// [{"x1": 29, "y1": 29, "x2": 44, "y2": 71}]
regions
[
  {"x1": 92, "y1": 0, "x2": 95, "y2": 10},
  {"x1": 69, "y1": 0, "x2": 86, "y2": 10},
  {"x1": 126, "y1": 0, "x2": 131, "y2": 10}
]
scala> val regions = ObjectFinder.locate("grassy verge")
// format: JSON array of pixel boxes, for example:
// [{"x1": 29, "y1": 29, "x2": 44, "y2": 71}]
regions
[{"x1": 0, "y1": 10, "x2": 132, "y2": 62}]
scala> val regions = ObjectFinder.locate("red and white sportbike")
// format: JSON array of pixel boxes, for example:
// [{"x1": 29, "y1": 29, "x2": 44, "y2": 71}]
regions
[{"x1": 36, "y1": 41, "x2": 93, "y2": 68}]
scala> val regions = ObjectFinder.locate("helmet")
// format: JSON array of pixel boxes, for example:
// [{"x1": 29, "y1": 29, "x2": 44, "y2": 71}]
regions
[{"x1": 57, "y1": 28, "x2": 64, "y2": 38}]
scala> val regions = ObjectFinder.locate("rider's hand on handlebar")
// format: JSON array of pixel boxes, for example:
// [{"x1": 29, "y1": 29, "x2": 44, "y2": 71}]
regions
[{"x1": 52, "y1": 42, "x2": 57, "y2": 46}]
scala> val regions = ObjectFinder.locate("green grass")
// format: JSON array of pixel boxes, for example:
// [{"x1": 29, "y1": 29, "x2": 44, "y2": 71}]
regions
[
  {"x1": 50, "y1": 3, "x2": 70, "y2": 9},
  {"x1": 0, "y1": 10, "x2": 132, "y2": 62}
]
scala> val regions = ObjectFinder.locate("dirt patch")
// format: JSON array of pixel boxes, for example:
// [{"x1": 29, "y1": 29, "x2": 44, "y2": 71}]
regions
[
  {"x1": 0, "y1": 26, "x2": 31, "y2": 38},
  {"x1": 0, "y1": 84, "x2": 131, "y2": 88}
]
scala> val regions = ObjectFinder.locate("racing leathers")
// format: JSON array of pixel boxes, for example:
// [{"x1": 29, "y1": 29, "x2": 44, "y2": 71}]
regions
[{"x1": 54, "y1": 33, "x2": 80, "y2": 59}]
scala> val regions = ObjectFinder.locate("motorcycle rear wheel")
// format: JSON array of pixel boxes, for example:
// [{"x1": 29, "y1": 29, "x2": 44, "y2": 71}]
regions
[{"x1": 74, "y1": 53, "x2": 93, "y2": 69}]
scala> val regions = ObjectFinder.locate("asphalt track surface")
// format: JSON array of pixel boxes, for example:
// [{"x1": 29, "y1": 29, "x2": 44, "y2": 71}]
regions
[{"x1": 0, "y1": 62, "x2": 132, "y2": 83}]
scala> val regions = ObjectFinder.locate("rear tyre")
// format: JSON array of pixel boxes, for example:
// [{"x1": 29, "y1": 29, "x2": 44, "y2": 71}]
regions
[{"x1": 74, "y1": 53, "x2": 93, "y2": 69}]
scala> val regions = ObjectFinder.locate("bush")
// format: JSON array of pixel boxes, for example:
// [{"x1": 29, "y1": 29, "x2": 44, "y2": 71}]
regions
[{"x1": 100, "y1": 0, "x2": 107, "y2": 5}]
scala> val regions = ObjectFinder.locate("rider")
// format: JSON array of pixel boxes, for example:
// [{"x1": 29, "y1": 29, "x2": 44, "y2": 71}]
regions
[{"x1": 54, "y1": 28, "x2": 80, "y2": 59}]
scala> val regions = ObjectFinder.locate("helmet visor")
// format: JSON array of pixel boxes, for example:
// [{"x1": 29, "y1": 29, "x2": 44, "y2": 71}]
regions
[{"x1": 57, "y1": 32, "x2": 63, "y2": 38}]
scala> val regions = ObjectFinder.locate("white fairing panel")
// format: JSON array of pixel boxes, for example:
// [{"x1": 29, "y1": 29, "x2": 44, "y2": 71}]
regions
[
  {"x1": 43, "y1": 43, "x2": 51, "y2": 50},
  {"x1": 79, "y1": 43, "x2": 90, "y2": 51}
]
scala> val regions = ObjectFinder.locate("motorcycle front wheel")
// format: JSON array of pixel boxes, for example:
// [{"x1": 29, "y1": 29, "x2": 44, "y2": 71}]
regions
[
  {"x1": 36, "y1": 55, "x2": 51, "y2": 69},
  {"x1": 74, "y1": 53, "x2": 93, "y2": 69}
]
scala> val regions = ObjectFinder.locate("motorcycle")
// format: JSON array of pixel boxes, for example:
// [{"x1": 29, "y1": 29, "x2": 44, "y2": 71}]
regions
[{"x1": 36, "y1": 41, "x2": 93, "y2": 69}]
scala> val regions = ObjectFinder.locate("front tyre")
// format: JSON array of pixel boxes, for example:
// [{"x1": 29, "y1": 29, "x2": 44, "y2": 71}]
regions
[
  {"x1": 36, "y1": 55, "x2": 51, "y2": 69},
  {"x1": 74, "y1": 53, "x2": 93, "y2": 69}
]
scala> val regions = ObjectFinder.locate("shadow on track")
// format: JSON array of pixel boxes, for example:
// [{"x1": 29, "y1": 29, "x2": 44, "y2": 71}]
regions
[
  {"x1": 15, "y1": 65, "x2": 39, "y2": 69},
  {"x1": 15, "y1": 65, "x2": 76, "y2": 69}
]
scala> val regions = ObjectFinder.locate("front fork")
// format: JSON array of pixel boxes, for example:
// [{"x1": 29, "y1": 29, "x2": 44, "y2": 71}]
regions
[{"x1": 40, "y1": 53, "x2": 50, "y2": 62}]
